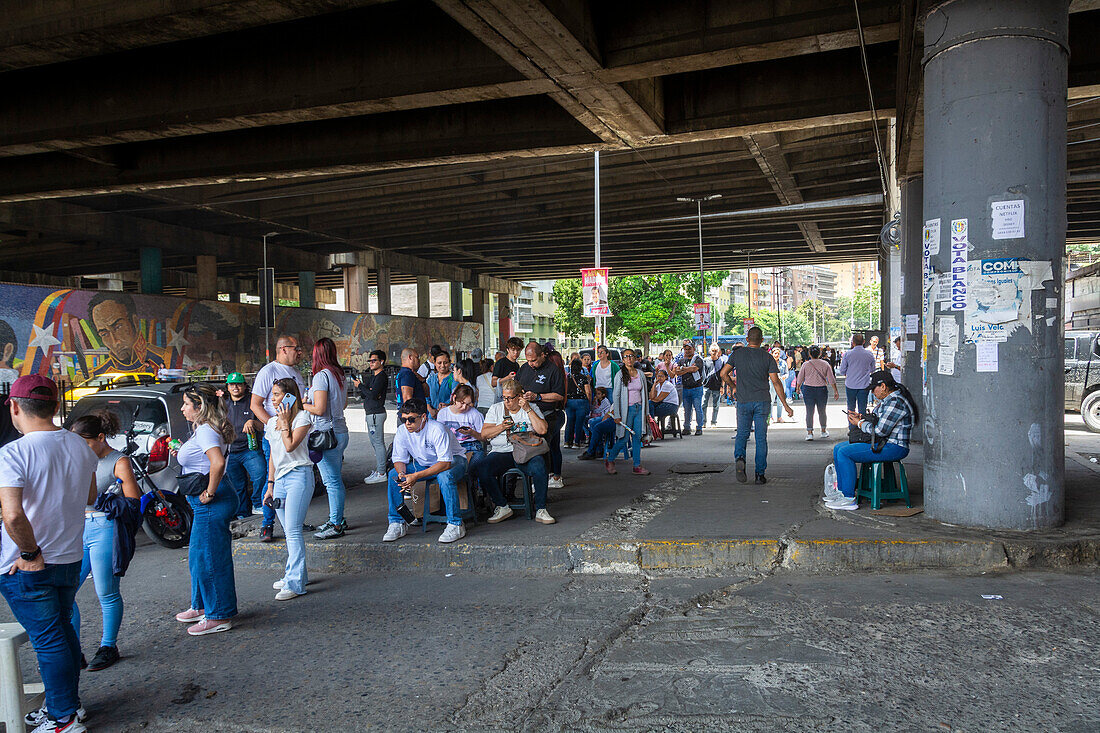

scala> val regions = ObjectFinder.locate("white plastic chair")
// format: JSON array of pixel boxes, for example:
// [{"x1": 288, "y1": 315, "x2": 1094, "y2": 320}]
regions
[{"x1": 0, "y1": 623, "x2": 44, "y2": 733}]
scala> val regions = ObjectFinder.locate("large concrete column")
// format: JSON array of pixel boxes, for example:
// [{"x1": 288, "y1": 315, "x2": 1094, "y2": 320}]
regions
[
  {"x1": 376, "y1": 266, "x2": 392, "y2": 315},
  {"x1": 497, "y1": 292, "x2": 513, "y2": 344},
  {"x1": 298, "y1": 271, "x2": 316, "y2": 309},
  {"x1": 416, "y1": 275, "x2": 431, "y2": 318},
  {"x1": 343, "y1": 265, "x2": 369, "y2": 313},
  {"x1": 922, "y1": 0, "x2": 1067, "y2": 529},
  {"x1": 467, "y1": 285, "x2": 489, "y2": 351},
  {"x1": 140, "y1": 247, "x2": 162, "y2": 295},
  {"x1": 450, "y1": 282, "x2": 463, "y2": 320},
  {"x1": 899, "y1": 176, "x2": 924, "y2": 443},
  {"x1": 196, "y1": 255, "x2": 217, "y2": 300}
]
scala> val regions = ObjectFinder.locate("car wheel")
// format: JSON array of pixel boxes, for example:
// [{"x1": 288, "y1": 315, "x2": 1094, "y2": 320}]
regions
[{"x1": 1083, "y1": 390, "x2": 1100, "y2": 434}]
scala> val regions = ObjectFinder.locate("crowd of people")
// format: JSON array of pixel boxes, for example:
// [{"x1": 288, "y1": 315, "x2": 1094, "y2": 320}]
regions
[{"x1": 0, "y1": 326, "x2": 918, "y2": 732}]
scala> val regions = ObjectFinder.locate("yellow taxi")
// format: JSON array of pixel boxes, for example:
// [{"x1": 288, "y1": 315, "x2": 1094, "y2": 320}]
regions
[{"x1": 63, "y1": 372, "x2": 158, "y2": 402}]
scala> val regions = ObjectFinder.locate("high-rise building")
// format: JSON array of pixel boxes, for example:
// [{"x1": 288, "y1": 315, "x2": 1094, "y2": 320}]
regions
[{"x1": 828, "y1": 261, "x2": 879, "y2": 300}]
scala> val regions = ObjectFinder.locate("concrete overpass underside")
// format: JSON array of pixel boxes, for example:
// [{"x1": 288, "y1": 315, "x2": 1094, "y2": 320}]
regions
[{"x1": 0, "y1": 0, "x2": 1097, "y2": 291}]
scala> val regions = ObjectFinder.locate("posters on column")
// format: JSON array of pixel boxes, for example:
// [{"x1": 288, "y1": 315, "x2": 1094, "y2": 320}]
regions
[
  {"x1": 923, "y1": 218, "x2": 942, "y2": 256},
  {"x1": 949, "y1": 219, "x2": 968, "y2": 311},
  {"x1": 991, "y1": 200, "x2": 1025, "y2": 240},
  {"x1": 964, "y1": 258, "x2": 1054, "y2": 343},
  {"x1": 581, "y1": 268, "x2": 611, "y2": 317},
  {"x1": 976, "y1": 342, "x2": 999, "y2": 372}
]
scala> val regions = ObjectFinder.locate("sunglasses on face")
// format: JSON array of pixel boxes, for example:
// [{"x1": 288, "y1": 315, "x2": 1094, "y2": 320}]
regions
[
  {"x1": 401, "y1": 415, "x2": 422, "y2": 424},
  {"x1": 502, "y1": 394, "x2": 520, "y2": 401}
]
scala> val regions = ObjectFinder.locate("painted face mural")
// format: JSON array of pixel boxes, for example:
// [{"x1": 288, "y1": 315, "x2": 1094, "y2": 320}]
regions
[{"x1": 1, "y1": 284, "x2": 481, "y2": 382}]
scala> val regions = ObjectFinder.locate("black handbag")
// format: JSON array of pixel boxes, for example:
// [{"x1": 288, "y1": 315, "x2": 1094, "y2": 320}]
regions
[
  {"x1": 848, "y1": 415, "x2": 886, "y2": 453},
  {"x1": 308, "y1": 428, "x2": 338, "y2": 451},
  {"x1": 177, "y1": 471, "x2": 209, "y2": 496}
]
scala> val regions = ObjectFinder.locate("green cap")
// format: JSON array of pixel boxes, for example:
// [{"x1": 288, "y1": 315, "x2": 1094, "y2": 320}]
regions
[{"x1": 225, "y1": 372, "x2": 246, "y2": 384}]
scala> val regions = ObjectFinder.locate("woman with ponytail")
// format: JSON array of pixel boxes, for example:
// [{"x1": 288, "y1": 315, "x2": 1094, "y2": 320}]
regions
[{"x1": 826, "y1": 370, "x2": 917, "y2": 511}]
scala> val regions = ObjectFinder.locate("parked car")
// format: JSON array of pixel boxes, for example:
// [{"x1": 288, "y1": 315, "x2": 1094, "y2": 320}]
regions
[
  {"x1": 1066, "y1": 330, "x2": 1100, "y2": 433},
  {"x1": 62, "y1": 371, "x2": 157, "y2": 403},
  {"x1": 579, "y1": 347, "x2": 624, "y2": 363}
]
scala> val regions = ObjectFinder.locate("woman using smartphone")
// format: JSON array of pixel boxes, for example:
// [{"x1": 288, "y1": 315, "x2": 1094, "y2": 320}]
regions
[{"x1": 263, "y1": 378, "x2": 314, "y2": 600}]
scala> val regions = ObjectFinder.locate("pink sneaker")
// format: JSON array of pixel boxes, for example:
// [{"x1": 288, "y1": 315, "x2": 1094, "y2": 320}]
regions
[
  {"x1": 604, "y1": 460, "x2": 617, "y2": 475},
  {"x1": 175, "y1": 608, "x2": 204, "y2": 623},
  {"x1": 187, "y1": 618, "x2": 233, "y2": 636},
  {"x1": 632, "y1": 466, "x2": 651, "y2": 475}
]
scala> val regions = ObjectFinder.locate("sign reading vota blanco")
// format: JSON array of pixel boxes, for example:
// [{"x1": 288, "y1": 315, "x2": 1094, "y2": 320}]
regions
[
  {"x1": 581, "y1": 268, "x2": 611, "y2": 317},
  {"x1": 949, "y1": 218, "x2": 968, "y2": 311},
  {"x1": 991, "y1": 199, "x2": 1025, "y2": 240},
  {"x1": 693, "y1": 303, "x2": 712, "y2": 331}
]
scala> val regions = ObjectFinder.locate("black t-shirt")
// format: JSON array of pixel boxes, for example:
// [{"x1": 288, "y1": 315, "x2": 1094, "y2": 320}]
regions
[
  {"x1": 223, "y1": 394, "x2": 255, "y2": 452},
  {"x1": 566, "y1": 372, "x2": 591, "y2": 400},
  {"x1": 358, "y1": 371, "x2": 388, "y2": 415},
  {"x1": 516, "y1": 360, "x2": 566, "y2": 411},
  {"x1": 492, "y1": 358, "x2": 519, "y2": 380}
]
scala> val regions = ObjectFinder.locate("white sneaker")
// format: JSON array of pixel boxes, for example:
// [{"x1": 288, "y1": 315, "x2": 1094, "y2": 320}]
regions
[
  {"x1": 804, "y1": 434, "x2": 814, "y2": 441},
  {"x1": 364, "y1": 471, "x2": 387, "y2": 484},
  {"x1": 821, "y1": 430, "x2": 831, "y2": 438},
  {"x1": 275, "y1": 588, "x2": 302, "y2": 601},
  {"x1": 438, "y1": 523, "x2": 466, "y2": 543},
  {"x1": 825, "y1": 496, "x2": 858, "y2": 511},
  {"x1": 382, "y1": 522, "x2": 407, "y2": 542},
  {"x1": 25, "y1": 707, "x2": 87, "y2": 728},
  {"x1": 30, "y1": 716, "x2": 86, "y2": 733},
  {"x1": 548, "y1": 476, "x2": 564, "y2": 489},
  {"x1": 273, "y1": 579, "x2": 285, "y2": 590},
  {"x1": 487, "y1": 505, "x2": 514, "y2": 523},
  {"x1": 535, "y1": 508, "x2": 556, "y2": 525}
]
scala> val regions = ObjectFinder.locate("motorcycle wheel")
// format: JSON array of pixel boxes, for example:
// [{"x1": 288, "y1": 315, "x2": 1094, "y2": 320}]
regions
[{"x1": 142, "y1": 491, "x2": 192, "y2": 549}]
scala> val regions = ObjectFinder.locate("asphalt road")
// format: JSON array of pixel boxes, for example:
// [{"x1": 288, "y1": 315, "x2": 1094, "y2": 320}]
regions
[{"x1": 3, "y1": 543, "x2": 1098, "y2": 732}]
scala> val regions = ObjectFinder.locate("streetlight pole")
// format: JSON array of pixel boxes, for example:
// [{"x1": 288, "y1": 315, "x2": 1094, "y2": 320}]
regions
[
  {"x1": 677, "y1": 194, "x2": 721, "y2": 340},
  {"x1": 262, "y1": 231, "x2": 279, "y2": 362}
]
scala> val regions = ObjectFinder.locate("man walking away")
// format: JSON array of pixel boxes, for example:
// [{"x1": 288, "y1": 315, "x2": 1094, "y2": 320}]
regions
[
  {"x1": 250, "y1": 334, "x2": 308, "y2": 542},
  {"x1": 355, "y1": 349, "x2": 389, "y2": 484},
  {"x1": 837, "y1": 333, "x2": 876, "y2": 414},
  {"x1": 702, "y1": 344, "x2": 725, "y2": 426},
  {"x1": 675, "y1": 340, "x2": 706, "y2": 435},
  {"x1": 0, "y1": 375, "x2": 98, "y2": 733},
  {"x1": 720, "y1": 327, "x2": 792, "y2": 485}
]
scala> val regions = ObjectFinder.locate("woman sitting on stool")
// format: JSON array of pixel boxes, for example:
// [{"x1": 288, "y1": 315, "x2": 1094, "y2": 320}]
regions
[
  {"x1": 826, "y1": 370, "x2": 917, "y2": 511},
  {"x1": 648, "y1": 368, "x2": 679, "y2": 421}
]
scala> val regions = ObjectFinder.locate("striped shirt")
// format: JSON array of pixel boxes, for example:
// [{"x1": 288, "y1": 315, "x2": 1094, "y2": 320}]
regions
[{"x1": 859, "y1": 391, "x2": 914, "y2": 448}]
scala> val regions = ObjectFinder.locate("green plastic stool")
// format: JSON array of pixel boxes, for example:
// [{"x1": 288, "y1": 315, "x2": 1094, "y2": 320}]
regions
[{"x1": 856, "y1": 461, "x2": 912, "y2": 510}]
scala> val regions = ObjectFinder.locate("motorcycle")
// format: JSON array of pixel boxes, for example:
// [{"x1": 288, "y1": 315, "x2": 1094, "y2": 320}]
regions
[{"x1": 123, "y1": 416, "x2": 192, "y2": 549}]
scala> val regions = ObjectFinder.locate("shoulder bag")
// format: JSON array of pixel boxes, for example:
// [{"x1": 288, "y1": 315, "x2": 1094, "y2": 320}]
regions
[{"x1": 508, "y1": 431, "x2": 549, "y2": 463}]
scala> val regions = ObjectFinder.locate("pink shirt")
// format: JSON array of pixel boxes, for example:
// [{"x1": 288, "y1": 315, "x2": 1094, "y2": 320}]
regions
[
  {"x1": 795, "y1": 359, "x2": 837, "y2": 389},
  {"x1": 626, "y1": 373, "x2": 643, "y2": 405}
]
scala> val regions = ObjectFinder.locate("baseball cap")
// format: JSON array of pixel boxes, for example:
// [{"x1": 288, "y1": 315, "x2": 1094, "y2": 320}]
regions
[
  {"x1": 226, "y1": 372, "x2": 246, "y2": 384},
  {"x1": 470, "y1": 348, "x2": 484, "y2": 361},
  {"x1": 868, "y1": 370, "x2": 897, "y2": 390},
  {"x1": 6, "y1": 374, "x2": 58, "y2": 404}
]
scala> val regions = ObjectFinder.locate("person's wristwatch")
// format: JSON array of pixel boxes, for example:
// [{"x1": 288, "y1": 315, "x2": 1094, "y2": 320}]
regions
[{"x1": 20, "y1": 546, "x2": 41, "y2": 562}]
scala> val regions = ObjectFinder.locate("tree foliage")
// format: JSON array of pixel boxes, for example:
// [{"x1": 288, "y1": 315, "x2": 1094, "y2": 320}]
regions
[{"x1": 722, "y1": 304, "x2": 812, "y2": 345}]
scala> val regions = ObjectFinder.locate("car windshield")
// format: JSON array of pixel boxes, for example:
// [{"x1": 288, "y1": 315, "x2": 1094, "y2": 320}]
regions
[
  {"x1": 82, "y1": 376, "x2": 114, "y2": 387},
  {"x1": 64, "y1": 396, "x2": 169, "y2": 435}
]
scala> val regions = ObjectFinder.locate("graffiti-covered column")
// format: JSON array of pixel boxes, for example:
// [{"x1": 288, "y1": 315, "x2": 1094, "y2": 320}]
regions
[{"x1": 922, "y1": 0, "x2": 1067, "y2": 529}]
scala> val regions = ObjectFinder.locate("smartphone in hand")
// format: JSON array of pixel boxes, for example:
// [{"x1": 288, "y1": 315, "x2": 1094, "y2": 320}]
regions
[{"x1": 281, "y1": 393, "x2": 297, "y2": 409}]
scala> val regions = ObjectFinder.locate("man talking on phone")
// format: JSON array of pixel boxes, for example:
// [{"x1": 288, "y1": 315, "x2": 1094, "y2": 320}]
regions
[
  {"x1": 719, "y1": 326, "x2": 793, "y2": 485},
  {"x1": 250, "y1": 334, "x2": 308, "y2": 541}
]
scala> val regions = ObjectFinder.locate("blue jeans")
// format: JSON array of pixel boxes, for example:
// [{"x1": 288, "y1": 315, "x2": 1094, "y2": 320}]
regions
[
  {"x1": 682, "y1": 386, "x2": 704, "y2": 430},
  {"x1": 650, "y1": 401, "x2": 677, "y2": 419},
  {"x1": 832, "y1": 441, "x2": 910, "y2": 498},
  {"x1": 365, "y1": 412, "x2": 387, "y2": 475},
  {"x1": 274, "y1": 464, "x2": 315, "y2": 594},
  {"x1": 785, "y1": 371, "x2": 798, "y2": 400},
  {"x1": 802, "y1": 385, "x2": 829, "y2": 431},
  {"x1": 316, "y1": 430, "x2": 350, "y2": 525},
  {"x1": 387, "y1": 454, "x2": 469, "y2": 526},
  {"x1": 221, "y1": 447, "x2": 267, "y2": 517},
  {"x1": 0, "y1": 562, "x2": 82, "y2": 721},
  {"x1": 735, "y1": 400, "x2": 770, "y2": 475},
  {"x1": 476, "y1": 451, "x2": 549, "y2": 510},
  {"x1": 564, "y1": 398, "x2": 590, "y2": 445},
  {"x1": 703, "y1": 389, "x2": 721, "y2": 423},
  {"x1": 608, "y1": 403, "x2": 644, "y2": 467},
  {"x1": 260, "y1": 437, "x2": 275, "y2": 528},
  {"x1": 72, "y1": 514, "x2": 122, "y2": 648},
  {"x1": 586, "y1": 416, "x2": 615, "y2": 456},
  {"x1": 186, "y1": 488, "x2": 238, "y2": 620},
  {"x1": 846, "y1": 386, "x2": 869, "y2": 413}
]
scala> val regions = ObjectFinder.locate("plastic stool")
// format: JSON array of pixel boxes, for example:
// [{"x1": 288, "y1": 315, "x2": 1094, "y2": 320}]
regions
[
  {"x1": 856, "y1": 461, "x2": 911, "y2": 510},
  {"x1": 421, "y1": 477, "x2": 477, "y2": 531},
  {"x1": 499, "y1": 468, "x2": 534, "y2": 520},
  {"x1": 660, "y1": 413, "x2": 682, "y2": 439},
  {"x1": 1, "y1": 623, "x2": 45, "y2": 733}
]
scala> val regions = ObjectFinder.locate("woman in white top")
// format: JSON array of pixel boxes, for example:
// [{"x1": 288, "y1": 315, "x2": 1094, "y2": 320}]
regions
[
  {"x1": 475, "y1": 358, "x2": 496, "y2": 415},
  {"x1": 302, "y1": 337, "x2": 349, "y2": 540},
  {"x1": 648, "y1": 367, "x2": 679, "y2": 420},
  {"x1": 173, "y1": 384, "x2": 236, "y2": 636},
  {"x1": 263, "y1": 378, "x2": 315, "y2": 600}
]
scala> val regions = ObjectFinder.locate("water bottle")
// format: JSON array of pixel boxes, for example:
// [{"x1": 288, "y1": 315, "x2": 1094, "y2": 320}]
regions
[{"x1": 113, "y1": 477, "x2": 123, "y2": 495}]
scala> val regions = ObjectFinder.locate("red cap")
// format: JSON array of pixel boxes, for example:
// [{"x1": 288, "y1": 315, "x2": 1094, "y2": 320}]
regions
[{"x1": 6, "y1": 375, "x2": 59, "y2": 403}]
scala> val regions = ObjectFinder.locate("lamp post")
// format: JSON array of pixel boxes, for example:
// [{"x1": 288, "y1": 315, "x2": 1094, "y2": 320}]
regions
[
  {"x1": 262, "y1": 231, "x2": 279, "y2": 361},
  {"x1": 677, "y1": 194, "x2": 721, "y2": 339}
]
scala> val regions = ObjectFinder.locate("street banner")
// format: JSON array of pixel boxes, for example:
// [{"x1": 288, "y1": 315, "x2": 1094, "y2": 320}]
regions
[
  {"x1": 743, "y1": 317, "x2": 755, "y2": 329},
  {"x1": 693, "y1": 303, "x2": 712, "y2": 331},
  {"x1": 582, "y1": 268, "x2": 611, "y2": 317}
]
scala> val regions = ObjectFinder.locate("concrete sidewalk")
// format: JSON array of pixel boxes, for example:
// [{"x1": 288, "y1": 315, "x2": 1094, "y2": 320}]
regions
[{"x1": 233, "y1": 400, "x2": 1100, "y2": 576}]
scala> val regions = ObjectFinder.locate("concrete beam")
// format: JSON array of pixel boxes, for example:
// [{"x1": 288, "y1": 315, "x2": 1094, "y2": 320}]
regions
[
  {"x1": 416, "y1": 275, "x2": 431, "y2": 318},
  {"x1": 0, "y1": 200, "x2": 328, "y2": 271},
  {"x1": 744, "y1": 132, "x2": 827, "y2": 253},
  {"x1": 329, "y1": 249, "x2": 472, "y2": 285}
]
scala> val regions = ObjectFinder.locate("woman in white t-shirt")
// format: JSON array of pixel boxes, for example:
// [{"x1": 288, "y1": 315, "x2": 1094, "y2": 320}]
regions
[
  {"x1": 648, "y1": 367, "x2": 679, "y2": 420},
  {"x1": 475, "y1": 358, "x2": 496, "y2": 415},
  {"x1": 263, "y1": 378, "x2": 315, "y2": 601},
  {"x1": 436, "y1": 384, "x2": 485, "y2": 463},
  {"x1": 173, "y1": 384, "x2": 237, "y2": 636},
  {"x1": 302, "y1": 338, "x2": 349, "y2": 540}
]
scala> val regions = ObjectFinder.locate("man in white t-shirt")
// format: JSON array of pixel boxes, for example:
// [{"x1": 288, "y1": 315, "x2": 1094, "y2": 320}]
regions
[
  {"x1": 249, "y1": 334, "x2": 308, "y2": 541},
  {"x1": 0, "y1": 375, "x2": 97, "y2": 732},
  {"x1": 382, "y1": 398, "x2": 469, "y2": 544}
]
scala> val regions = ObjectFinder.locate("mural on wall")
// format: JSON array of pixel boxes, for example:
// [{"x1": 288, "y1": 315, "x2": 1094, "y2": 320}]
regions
[{"x1": 0, "y1": 283, "x2": 482, "y2": 384}]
